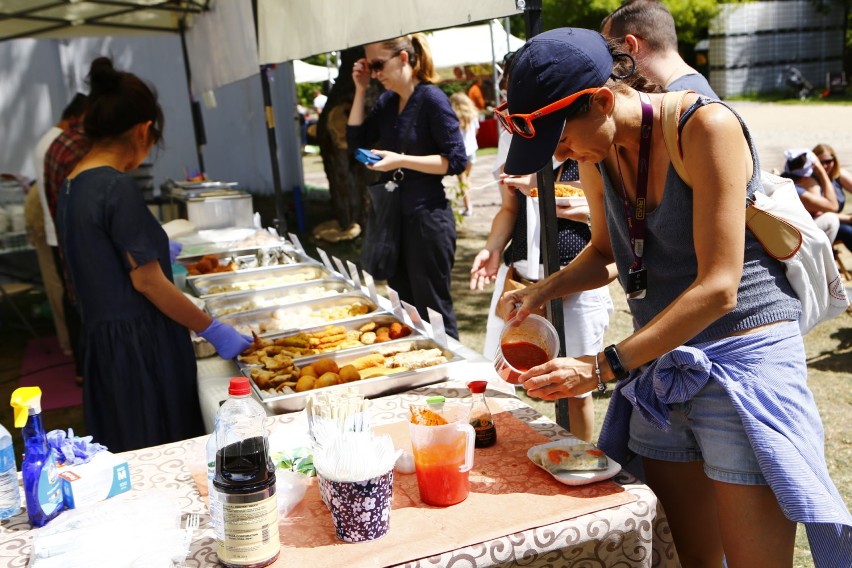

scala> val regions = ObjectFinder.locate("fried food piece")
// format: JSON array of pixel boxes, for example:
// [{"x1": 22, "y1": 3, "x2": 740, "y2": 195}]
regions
[
  {"x1": 360, "y1": 331, "x2": 377, "y2": 344},
  {"x1": 273, "y1": 334, "x2": 311, "y2": 348},
  {"x1": 358, "y1": 366, "x2": 399, "y2": 379},
  {"x1": 338, "y1": 364, "x2": 360, "y2": 383},
  {"x1": 388, "y1": 322, "x2": 412, "y2": 340},
  {"x1": 359, "y1": 322, "x2": 377, "y2": 332},
  {"x1": 350, "y1": 353, "x2": 386, "y2": 371},
  {"x1": 409, "y1": 405, "x2": 448, "y2": 426},
  {"x1": 375, "y1": 326, "x2": 391, "y2": 342},
  {"x1": 388, "y1": 348, "x2": 445, "y2": 368},
  {"x1": 294, "y1": 375, "x2": 316, "y2": 392},
  {"x1": 314, "y1": 372, "x2": 340, "y2": 389},
  {"x1": 300, "y1": 364, "x2": 317, "y2": 377},
  {"x1": 250, "y1": 368, "x2": 276, "y2": 389},
  {"x1": 312, "y1": 357, "x2": 339, "y2": 375},
  {"x1": 317, "y1": 332, "x2": 347, "y2": 345}
]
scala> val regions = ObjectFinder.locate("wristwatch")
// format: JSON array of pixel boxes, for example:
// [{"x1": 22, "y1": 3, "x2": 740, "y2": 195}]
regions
[{"x1": 602, "y1": 344, "x2": 628, "y2": 381}]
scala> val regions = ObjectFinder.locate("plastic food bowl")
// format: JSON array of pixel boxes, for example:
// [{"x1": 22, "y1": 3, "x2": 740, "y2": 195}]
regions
[{"x1": 493, "y1": 314, "x2": 560, "y2": 384}]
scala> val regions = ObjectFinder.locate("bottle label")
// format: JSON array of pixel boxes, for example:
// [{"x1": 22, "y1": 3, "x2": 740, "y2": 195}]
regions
[
  {"x1": 217, "y1": 494, "x2": 280, "y2": 564},
  {"x1": 0, "y1": 445, "x2": 15, "y2": 472},
  {"x1": 37, "y1": 456, "x2": 63, "y2": 516}
]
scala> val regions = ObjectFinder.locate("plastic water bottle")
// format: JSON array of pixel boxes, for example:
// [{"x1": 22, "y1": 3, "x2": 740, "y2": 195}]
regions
[
  {"x1": 205, "y1": 433, "x2": 222, "y2": 541},
  {"x1": 0, "y1": 422, "x2": 22, "y2": 519},
  {"x1": 213, "y1": 378, "x2": 279, "y2": 568}
]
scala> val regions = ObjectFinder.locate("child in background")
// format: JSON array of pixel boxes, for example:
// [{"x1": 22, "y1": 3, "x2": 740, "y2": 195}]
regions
[{"x1": 450, "y1": 92, "x2": 479, "y2": 216}]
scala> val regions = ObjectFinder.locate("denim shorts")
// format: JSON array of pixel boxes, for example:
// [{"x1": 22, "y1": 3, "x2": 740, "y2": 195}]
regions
[{"x1": 627, "y1": 375, "x2": 767, "y2": 485}]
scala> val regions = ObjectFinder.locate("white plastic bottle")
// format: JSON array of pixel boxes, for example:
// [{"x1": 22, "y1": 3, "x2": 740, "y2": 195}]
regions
[
  {"x1": 205, "y1": 433, "x2": 222, "y2": 541},
  {"x1": 0, "y1": 422, "x2": 22, "y2": 519},
  {"x1": 213, "y1": 378, "x2": 279, "y2": 568}
]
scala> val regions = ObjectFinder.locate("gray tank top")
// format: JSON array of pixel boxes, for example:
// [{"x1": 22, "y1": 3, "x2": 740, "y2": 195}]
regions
[{"x1": 602, "y1": 97, "x2": 800, "y2": 344}]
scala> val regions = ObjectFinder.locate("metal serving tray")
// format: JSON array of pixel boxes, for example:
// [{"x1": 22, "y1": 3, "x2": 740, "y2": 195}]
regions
[
  {"x1": 204, "y1": 278, "x2": 355, "y2": 318},
  {"x1": 188, "y1": 263, "x2": 332, "y2": 298},
  {"x1": 244, "y1": 337, "x2": 460, "y2": 413},
  {"x1": 234, "y1": 312, "x2": 422, "y2": 370},
  {"x1": 178, "y1": 246, "x2": 317, "y2": 275},
  {"x1": 218, "y1": 291, "x2": 379, "y2": 337}
]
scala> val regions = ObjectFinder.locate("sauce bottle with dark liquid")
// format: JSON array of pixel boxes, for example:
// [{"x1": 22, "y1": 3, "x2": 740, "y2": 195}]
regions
[
  {"x1": 213, "y1": 378, "x2": 280, "y2": 568},
  {"x1": 467, "y1": 381, "x2": 497, "y2": 448}
]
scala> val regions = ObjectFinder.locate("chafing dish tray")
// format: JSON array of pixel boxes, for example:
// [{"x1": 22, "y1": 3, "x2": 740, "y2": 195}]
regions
[
  {"x1": 188, "y1": 263, "x2": 333, "y2": 298},
  {"x1": 241, "y1": 336, "x2": 460, "y2": 413},
  {"x1": 179, "y1": 246, "x2": 317, "y2": 276},
  {"x1": 204, "y1": 278, "x2": 355, "y2": 317},
  {"x1": 234, "y1": 313, "x2": 419, "y2": 364},
  {"x1": 219, "y1": 292, "x2": 378, "y2": 337}
]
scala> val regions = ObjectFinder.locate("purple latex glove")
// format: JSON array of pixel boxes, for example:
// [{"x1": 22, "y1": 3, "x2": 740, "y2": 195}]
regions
[
  {"x1": 47, "y1": 428, "x2": 107, "y2": 465},
  {"x1": 199, "y1": 319, "x2": 252, "y2": 359},
  {"x1": 169, "y1": 240, "x2": 183, "y2": 263}
]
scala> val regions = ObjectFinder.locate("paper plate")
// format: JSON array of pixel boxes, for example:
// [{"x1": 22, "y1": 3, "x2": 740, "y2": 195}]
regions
[
  {"x1": 554, "y1": 196, "x2": 588, "y2": 207},
  {"x1": 527, "y1": 439, "x2": 621, "y2": 486}
]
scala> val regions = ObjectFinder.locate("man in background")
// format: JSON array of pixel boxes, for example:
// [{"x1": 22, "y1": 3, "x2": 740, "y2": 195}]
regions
[
  {"x1": 601, "y1": 0, "x2": 719, "y2": 97},
  {"x1": 467, "y1": 76, "x2": 486, "y2": 110},
  {"x1": 43, "y1": 94, "x2": 92, "y2": 385},
  {"x1": 28, "y1": 93, "x2": 87, "y2": 357}
]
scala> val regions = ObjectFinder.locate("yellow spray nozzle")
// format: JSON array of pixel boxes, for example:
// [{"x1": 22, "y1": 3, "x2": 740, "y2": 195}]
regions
[{"x1": 10, "y1": 387, "x2": 42, "y2": 428}]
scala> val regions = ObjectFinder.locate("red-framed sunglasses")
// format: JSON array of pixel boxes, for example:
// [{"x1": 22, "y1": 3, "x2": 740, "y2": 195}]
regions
[{"x1": 494, "y1": 87, "x2": 600, "y2": 138}]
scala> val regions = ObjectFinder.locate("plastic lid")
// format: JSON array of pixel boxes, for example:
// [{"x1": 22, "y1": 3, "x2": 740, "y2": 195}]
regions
[
  {"x1": 228, "y1": 377, "x2": 251, "y2": 396},
  {"x1": 467, "y1": 381, "x2": 488, "y2": 394},
  {"x1": 425, "y1": 395, "x2": 445, "y2": 405}
]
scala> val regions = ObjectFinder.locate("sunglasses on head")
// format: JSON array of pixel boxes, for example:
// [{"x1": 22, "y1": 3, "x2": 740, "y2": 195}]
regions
[
  {"x1": 367, "y1": 52, "x2": 401, "y2": 73},
  {"x1": 494, "y1": 87, "x2": 600, "y2": 138}
]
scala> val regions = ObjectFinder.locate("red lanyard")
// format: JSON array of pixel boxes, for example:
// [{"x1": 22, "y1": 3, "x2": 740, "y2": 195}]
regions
[{"x1": 615, "y1": 92, "x2": 653, "y2": 298}]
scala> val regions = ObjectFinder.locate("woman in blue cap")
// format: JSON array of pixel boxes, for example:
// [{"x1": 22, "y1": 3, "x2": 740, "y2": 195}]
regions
[{"x1": 496, "y1": 28, "x2": 850, "y2": 567}]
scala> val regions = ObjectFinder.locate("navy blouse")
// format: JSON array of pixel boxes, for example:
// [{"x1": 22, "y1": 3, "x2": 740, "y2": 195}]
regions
[{"x1": 347, "y1": 83, "x2": 467, "y2": 216}]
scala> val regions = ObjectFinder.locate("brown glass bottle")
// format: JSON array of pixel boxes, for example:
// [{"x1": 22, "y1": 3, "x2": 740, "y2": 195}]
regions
[{"x1": 467, "y1": 381, "x2": 497, "y2": 448}]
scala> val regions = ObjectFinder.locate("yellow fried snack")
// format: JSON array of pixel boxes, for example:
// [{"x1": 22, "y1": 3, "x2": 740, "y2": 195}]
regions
[
  {"x1": 359, "y1": 321, "x2": 377, "y2": 332},
  {"x1": 300, "y1": 364, "x2": 317, "y2": 377},
  {"x1": 338, "y1": 364, "x2": 360, "y2": 383},
  {"x1": 294, "y1": 375, "x2": 316, "y2": 392},
  {"x1": 312, "y1": 357, "x2": 339, "y2": 375},
  {"x1": 314, "y1": 372, "x2": 340, "y2": 389},
  {"x1": 350, "y1": 353, "x2": 386, "y2": 371},
  {"x1": 358, "y1": 366, "x2": 399, "y2": 379}
]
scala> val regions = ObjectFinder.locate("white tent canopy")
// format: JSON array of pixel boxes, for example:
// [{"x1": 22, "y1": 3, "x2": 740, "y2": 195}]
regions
[
  {"x1": 258, "y1": 0, "x2": 519, "y2": 65},
  {"x1": 293, "y1": 60, "x2": 339, "y2": 85},
  {"x1": 427, "y1": 21, "x2": 524, "y2": 71}
]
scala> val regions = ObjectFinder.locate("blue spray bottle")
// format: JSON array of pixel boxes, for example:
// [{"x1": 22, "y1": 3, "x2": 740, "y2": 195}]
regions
[{"x1": 10, "y1": 387, "x2": 64, "y2": 527}]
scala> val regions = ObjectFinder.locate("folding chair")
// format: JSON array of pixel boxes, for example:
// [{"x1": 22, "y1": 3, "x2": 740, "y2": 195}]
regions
[{"x1": 0, "y1": 281, "x2": 38, "y2": 338}]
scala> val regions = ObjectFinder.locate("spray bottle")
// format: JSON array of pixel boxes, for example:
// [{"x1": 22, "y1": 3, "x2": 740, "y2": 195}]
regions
[{"x1": 10, "y1": 387, "x2": 64, "y2": 527}]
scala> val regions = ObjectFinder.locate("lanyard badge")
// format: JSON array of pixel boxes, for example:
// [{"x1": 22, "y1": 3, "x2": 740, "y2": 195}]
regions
[{"x1": 618, "y1": 93, "x2": 654, "y2": 300}]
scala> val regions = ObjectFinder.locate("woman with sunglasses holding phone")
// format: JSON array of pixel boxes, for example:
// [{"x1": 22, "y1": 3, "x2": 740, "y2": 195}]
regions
[
  {"x1": 813, "y1": 143, "x2": 852, "y2": 252},
  {"x1": 57, "y1": 57, "x2": 250, "y2": 452},
  {"x1": 496, "y1": 28, "x2": 850, "y2": 566},
  {"x1": 347, "y1": 33, "x2": 467, "y2": 338}
]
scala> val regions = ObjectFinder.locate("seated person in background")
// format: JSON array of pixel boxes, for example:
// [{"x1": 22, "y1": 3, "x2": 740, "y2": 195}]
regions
[
  {"x1": 812, "y1": 143, "x2": 852, "y2": 251},
  {"x1": 782, "y1": 149, "x2": 840, "y2": 243}
]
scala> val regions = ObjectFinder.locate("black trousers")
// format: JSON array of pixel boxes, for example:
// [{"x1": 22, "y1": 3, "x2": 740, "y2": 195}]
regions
[{"x1": 388, "y1": 202, "x2": 459, "y2": 339}]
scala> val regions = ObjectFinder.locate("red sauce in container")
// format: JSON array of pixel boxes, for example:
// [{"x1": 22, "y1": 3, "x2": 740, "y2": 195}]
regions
[{"x1": 500, "y1": 341, "x2": 549, "y2": 371}]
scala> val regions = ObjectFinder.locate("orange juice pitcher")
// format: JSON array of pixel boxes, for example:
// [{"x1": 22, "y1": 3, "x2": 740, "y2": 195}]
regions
[{"x1": 408, "y1": 403, "x2": 475, "y2": 506}]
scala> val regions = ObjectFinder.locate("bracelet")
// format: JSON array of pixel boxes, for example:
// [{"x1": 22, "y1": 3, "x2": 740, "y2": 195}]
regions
[
  {"x1": 593, "y1": 353, "x2": 607, "y2": 393},
  {"x1": 603, "y1": 344, "x2": 628, "y2": 381}
]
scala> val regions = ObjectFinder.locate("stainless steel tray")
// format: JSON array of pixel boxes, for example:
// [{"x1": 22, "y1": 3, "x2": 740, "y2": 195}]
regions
[
  {"x1": 244, "y1": 337, "x2": 459, "y2": 413},
  {"x1": 179, "y1": 247, "x2": 317, "y2": 275},
  {"x1": 204, "y1": 278, "x2": 355, "y2": 317},
  {"x1": 234, "y1": 312, "x2": 421, "y2": 367},
  {"x1": 218, "y1": 291, "x2": 379, "y2": 337},
  {"x1": 188, "y1": 263, "x2": 332, "y2": 298}
]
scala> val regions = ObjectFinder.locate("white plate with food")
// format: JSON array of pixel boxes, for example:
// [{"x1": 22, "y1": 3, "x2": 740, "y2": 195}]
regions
[{"x1": 527, "y1": 439, "x2": 621, "y2": 486}]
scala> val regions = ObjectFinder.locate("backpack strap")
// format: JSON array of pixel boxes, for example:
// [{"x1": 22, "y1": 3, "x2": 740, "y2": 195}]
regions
[{"x1": 660, "y1": 90, "x2": 693, "y2": 187}]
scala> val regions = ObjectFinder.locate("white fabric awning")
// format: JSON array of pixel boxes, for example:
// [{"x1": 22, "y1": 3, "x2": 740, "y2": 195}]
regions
[
  {"x1": 428, "y1": 21, "x2": 524, "y2": 70},
  {"x1": 293, "y1": 60, "x2": 339, "y2": 84},
  {"x1": 258, "y1": 0, "x2": 520, "y2": 65}
]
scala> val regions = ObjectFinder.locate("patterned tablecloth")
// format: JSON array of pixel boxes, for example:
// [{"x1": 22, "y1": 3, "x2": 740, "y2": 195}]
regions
[{"x1": 0, "y1": 381, "x2": 680, "y2": 567}]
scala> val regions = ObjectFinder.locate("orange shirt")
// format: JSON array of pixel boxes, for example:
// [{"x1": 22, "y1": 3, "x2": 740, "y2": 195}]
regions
[{"x1": 468, "y1": 83, "x2": 486, "y2": 110}]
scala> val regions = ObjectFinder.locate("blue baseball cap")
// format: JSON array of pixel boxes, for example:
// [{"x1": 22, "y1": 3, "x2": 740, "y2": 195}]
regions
[{"x1": 504, "y1": 28, "x2": 614, "y2": 175}]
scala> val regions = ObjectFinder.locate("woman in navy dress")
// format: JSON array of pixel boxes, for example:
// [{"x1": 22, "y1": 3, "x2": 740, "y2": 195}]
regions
[{"x1": 57, "y1": 57, "x2": 250, "y2": 452}]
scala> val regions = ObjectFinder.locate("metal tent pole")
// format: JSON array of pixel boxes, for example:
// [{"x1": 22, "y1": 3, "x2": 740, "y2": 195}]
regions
[
  {"x1": 522, "y1": 0, "x2": 570, "y2": 430},
  {"x1": 178, "y1": 18, "x2": 206, "y2": 175},
  {"x1": 252, "y1": 0, "x2": 287, "y2": 235}
]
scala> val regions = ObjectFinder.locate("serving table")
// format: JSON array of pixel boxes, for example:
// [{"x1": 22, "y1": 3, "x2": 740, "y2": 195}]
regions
[{"x1": 0, "y1": 380, "x2": 679, "y2": 567}]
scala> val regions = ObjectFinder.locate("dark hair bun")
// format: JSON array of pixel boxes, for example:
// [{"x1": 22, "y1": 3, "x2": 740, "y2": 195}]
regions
[{"x1": 88, "y1": 57, "x2": 121, "y2": 95}]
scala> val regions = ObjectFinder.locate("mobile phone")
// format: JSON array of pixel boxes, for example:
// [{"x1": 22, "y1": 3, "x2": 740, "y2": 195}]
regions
[{"x1": 355, "y1": 148, "x2": 382, "y2": 165}]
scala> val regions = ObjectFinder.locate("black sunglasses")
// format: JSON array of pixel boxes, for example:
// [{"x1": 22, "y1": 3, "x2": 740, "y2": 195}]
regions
[
  {"x1": 367, "y1": 52, "x2": 401, "y2": 73},
  {"x1": 820, "y1": 157, "x2": 835, "y2": 166}
]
